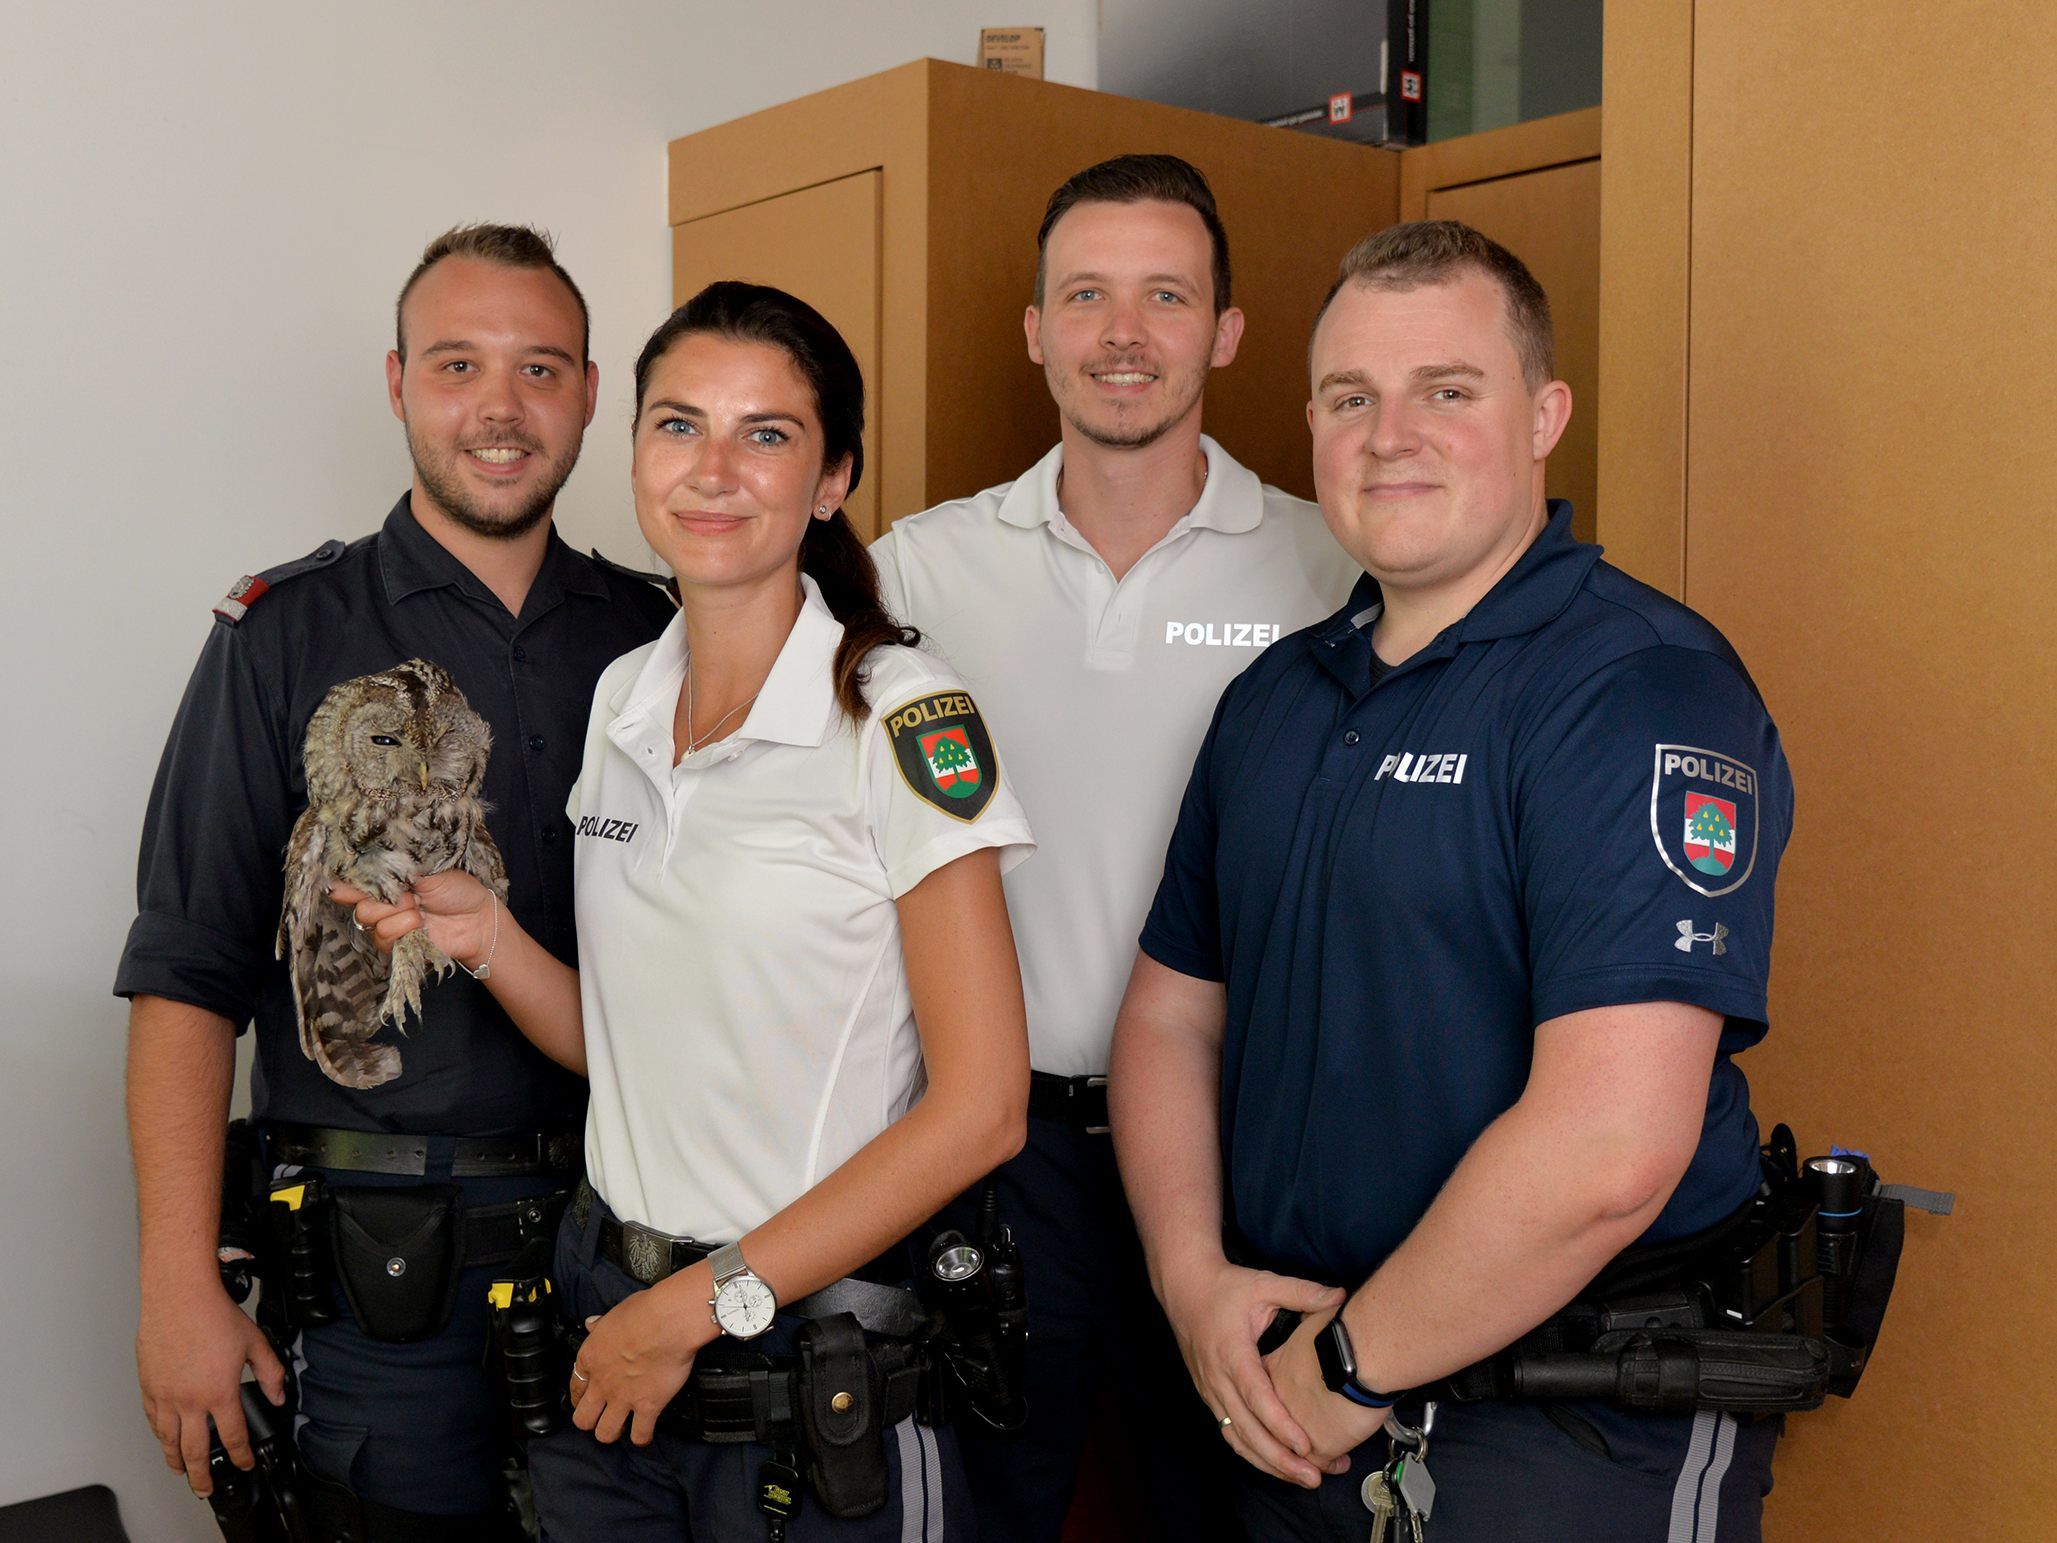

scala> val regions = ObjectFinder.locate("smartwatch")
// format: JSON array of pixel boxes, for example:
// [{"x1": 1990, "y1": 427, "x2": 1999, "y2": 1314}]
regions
[
  {"x1": 1315, "y1": 1308, "x2": 1398, "y2": 1409},
  {"x1": 707, "y1": 1243, "x2": 777, "y2": 1340}
]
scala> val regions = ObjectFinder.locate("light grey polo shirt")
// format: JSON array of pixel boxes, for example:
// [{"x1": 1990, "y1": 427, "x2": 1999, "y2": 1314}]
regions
[{"x1": 873, "y1": 436, "x2": 1360, "y2": 1075}]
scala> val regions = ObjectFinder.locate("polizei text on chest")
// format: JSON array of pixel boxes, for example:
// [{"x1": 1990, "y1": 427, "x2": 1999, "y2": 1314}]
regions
[{"x1": 576, "y1": 816, "x2": 640, "y2": 843}]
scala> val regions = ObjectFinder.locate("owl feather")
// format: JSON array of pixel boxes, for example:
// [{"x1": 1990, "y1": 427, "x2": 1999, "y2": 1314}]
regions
[{"x1": 276, "y1": 658, "x2": 509, "y2": 1089}]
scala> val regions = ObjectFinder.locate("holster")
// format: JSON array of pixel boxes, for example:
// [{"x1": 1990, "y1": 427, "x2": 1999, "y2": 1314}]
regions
[
  {"x1": 326, "y1": 1184, "x2": 467, "y2": 1344},
  {"x1": 795, "y1": 1313, "x2": 889, "y2": 1519}
]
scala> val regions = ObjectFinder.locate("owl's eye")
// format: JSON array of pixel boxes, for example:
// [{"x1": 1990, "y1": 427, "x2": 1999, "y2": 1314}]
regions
[{"x1": 370, "y1": 734, "x2": 401, "y2": 746}]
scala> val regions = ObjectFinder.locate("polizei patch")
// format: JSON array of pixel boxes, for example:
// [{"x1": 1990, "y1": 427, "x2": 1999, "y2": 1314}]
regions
[
  {"x1": 1650, "y1": 744, "x2": 1760, "y2": 897},
  {"x1": 884, "y1": 691, "x2": 998, "y2": 822}
]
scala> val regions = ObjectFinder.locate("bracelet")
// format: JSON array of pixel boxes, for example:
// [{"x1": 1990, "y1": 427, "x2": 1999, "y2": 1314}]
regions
[{"x1": 462, "y1": 893, "x2": 500, "y2": 981}]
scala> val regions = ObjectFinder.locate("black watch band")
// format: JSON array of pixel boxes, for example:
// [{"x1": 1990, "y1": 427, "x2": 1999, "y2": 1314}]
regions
[{"x1": 1316, "y1": 1310, "x2": 1398, "y2": 1409}]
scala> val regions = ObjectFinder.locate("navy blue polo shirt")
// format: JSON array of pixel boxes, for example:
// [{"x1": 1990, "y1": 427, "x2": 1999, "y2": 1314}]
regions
[
  {"x1": 115, "y1": 495, "x2": 675, "y2": 1135},
  {"x1": 1141, "y1": 503, "x2": 1794, "y2": 1287}
]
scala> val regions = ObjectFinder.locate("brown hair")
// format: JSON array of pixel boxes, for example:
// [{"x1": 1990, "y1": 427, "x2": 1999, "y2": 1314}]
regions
[
  {"x1": 395, "y1": 223, "x2": 590, "y2": 362},
  {"x1": 633, "y1": 281, "x2": 916, "y2": 724},
  {"x1": 1314, "y1": 220, "x2": 1555, "y2": 389},
  {"x1": 1035, "y1": 153, "x2": 1232, "y2": 312}
]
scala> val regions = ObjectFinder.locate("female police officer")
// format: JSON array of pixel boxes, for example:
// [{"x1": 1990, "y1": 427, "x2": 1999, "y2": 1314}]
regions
[{"x1": 343, "y1": 282, "x2": 1033, "y2": 1538}]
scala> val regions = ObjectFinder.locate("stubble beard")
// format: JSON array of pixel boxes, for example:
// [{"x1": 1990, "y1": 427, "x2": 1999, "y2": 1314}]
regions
[
  {"x1": 406, "y1": 421, "x2": 583, "y2": 542},
  {"x1": 1055, "y1": 360, "x2": 1209, "y2": 452}
]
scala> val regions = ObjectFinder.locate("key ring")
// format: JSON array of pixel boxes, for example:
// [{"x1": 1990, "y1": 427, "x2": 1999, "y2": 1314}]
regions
[{"x1": 1382, "y1": 1398, "x2": 1437, "y2": 1449}]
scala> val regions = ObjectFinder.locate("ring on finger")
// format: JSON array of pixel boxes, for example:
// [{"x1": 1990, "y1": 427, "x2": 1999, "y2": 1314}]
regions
[
  {"x1": 571, "y1": 1365, "x2": 590, "y2": 1384},
  {"x1": 1218, "y1": 1413, "x2": 1233, "y2": 1430}
]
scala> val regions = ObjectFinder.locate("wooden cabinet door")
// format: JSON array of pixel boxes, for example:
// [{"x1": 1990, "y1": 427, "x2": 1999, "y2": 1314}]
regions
[{"x1": 671, "y1": 171, "x2": 884, "y2": 538}]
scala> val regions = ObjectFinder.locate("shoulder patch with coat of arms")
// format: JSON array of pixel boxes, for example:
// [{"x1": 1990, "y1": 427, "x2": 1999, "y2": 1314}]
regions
[
  {"x1": 1649, "y1": 743, "x2": 1760, "y2": 897},
  {"x1": 882, "y1": 689, "x2": 999, "y2": 822}
]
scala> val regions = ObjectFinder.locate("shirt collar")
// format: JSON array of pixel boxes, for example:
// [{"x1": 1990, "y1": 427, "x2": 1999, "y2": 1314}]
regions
[
  {"x1": 993, "y1": 435, "x2": 1263, "y2": 536},
  {"x1": 378, "y1": 493, "x2": 608, "y2": 611},
  {"x1": 1310, "y1": 499, "x2": 1597, "y2": 659},
  {"x1": 608, "y1": 574, "x2": 843, "y2": 761}
]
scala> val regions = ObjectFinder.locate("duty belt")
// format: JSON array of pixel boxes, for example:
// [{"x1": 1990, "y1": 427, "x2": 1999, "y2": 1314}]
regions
[
  {"x1": 653, "y1": 1339, "x2": 926, "y2": 1446},
  {"x1": 570, "y1": 1180, "x2": 932, "y2": 1338},
  {"x1": 263, "y1": 1120, "x2": 580, "y2": 1178},
  {"x1": 1028, "y1": 1071, "x2": 1109, "y2": 1134}
]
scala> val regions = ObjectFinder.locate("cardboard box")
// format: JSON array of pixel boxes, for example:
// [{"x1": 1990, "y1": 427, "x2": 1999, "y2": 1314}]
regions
[{"x1": 978, "y1": 26, "x2": 1045, "y2": 79}]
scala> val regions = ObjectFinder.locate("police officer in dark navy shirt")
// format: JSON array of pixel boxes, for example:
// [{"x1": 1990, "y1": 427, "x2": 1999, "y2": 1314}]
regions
[
  {"x1": 1112, "y1": 223, "x2": 1794, "y2": 1541},
  {"x1": 116, "y1": 224, "x2": 673, "y2": 1538}
]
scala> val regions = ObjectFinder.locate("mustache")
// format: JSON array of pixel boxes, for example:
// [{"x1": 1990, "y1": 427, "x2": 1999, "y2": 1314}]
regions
[
  {"x1": 459, "y1": 432, "x2": 546, "y2": 454},
  {"x1": 1084, "y1": 358, "x2": 1157, "y2": 374}
]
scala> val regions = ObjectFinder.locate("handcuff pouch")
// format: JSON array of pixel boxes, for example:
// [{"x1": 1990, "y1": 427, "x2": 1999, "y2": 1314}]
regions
[
  {"x1": 327, "y1": 1183, "x2": 466, "y2": 1344},
  {"x1": 795, "y1": 1313, "x2": 887, "y2": 1518}
]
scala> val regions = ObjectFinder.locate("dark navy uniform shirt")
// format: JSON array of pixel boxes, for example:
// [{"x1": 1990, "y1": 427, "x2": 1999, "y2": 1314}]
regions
[
  {"x1": 1141, "y1": 503, "x2": 1794, "y2": 1287},
  {"x1": 116, "y1": 495, "x2": 675, "y2": 1135}
]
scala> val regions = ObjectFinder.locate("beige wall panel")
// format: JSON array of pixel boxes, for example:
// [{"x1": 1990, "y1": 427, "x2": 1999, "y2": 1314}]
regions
[
  {"x1": 671, "y1": 172, "x2": 885, "y2": 539},
  {"x1": 922, "y1": 65, "x2": 1402, "y2": 509},
  {"x1": 1398, "y1": 104, "x2": 1599, "y2": 219},
  {"x1": 1686, "y1": 4, "x2": 2057, "y2": 1536},
  {"x1": 1596, "y1": 4, "x2": 1692, "y2": 596},
  {"x1": 1426, "y1": 159, "x2": 1599, "y2": 543}
]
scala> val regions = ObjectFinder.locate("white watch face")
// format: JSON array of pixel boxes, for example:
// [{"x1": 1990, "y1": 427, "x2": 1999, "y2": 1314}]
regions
[{"x1": 713, "y1": 1274, "x2": 777, "y2": 1339}]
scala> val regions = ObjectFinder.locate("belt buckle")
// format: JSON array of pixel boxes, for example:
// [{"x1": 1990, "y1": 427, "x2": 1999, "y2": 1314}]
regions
[{"x1": 1082, "y1": 1075, "x2": 1111, "y2": 1136}]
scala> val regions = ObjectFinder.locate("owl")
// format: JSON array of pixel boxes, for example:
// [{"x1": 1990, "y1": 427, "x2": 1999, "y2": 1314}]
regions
[{"x1": 276, "y1": 658, "x2": 508, "y2": 1089}]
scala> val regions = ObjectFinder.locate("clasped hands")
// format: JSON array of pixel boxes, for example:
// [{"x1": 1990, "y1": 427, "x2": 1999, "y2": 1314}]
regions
[{"x1": 1161, "y1": 1255, "x2": 1387, "y2": 1487}]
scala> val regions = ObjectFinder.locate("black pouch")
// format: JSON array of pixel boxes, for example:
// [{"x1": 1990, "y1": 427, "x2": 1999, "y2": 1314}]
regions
[
  {"x1": 1828, "y1": 1194, "x2": 1905, "y2": 1396},
  {"x1": 326, "y1": 1184, "x2": 466, "y2": 1344},
  {"x1": 796, "y1": 1313, "x2": 888, "y2": 1518}
]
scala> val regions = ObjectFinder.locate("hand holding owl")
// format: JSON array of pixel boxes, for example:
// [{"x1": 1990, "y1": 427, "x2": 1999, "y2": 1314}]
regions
[
  {"x1": 276, "y1": 658, "x2": 509, "y2": 1089},
  {"x1": 331, "y1": 868, "x2": 499, "y2": 969}
]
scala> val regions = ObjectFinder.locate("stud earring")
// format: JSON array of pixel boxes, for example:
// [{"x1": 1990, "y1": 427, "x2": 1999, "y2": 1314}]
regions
[{"x1": 817, "y1": 504, "x2": 828, "y2": 515}]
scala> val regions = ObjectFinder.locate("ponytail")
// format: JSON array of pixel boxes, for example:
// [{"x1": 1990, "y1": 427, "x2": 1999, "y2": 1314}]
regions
[{"x1": 801, "y1": 512, "x2": 919, "y2": 723}]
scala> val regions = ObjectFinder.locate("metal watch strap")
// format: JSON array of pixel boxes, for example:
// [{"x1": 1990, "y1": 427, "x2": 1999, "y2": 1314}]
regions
[{"x1": 708, "y1": 1242, "x2": 750, "y2": 1288}]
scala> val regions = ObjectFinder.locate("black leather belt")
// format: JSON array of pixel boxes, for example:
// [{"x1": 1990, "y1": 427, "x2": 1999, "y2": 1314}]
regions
[
  {"x1": 1029, "y1": 1070, "x2": 1110, "y2": 1133},
  {"x1": 263, "y1": 1121, "x2": 580, "y2": 1179},
  {"x1": 571, "y1": 1181, "x2": 930, "y2": 1338}
]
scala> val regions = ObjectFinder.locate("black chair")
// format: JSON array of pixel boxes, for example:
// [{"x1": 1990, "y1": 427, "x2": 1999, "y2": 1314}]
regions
[{"x1": 0, "y1": 1484, "x2": 133, "y2": 1542}]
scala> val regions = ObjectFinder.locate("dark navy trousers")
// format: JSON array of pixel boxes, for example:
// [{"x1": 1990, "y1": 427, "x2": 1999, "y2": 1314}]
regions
[
  {"x1": 937, "y1": 1116, "x2": 1241, "y2": 1543},
  {"x1": 1235, "y1": 1398, "x2": 1779, "y2": 1542},
  {"x1": 527, "y1": 1188, "x2": 969, "y2": 1542},
  {"x1": 280, "y1": 1151, "x2": 563, "y2": 1518}
]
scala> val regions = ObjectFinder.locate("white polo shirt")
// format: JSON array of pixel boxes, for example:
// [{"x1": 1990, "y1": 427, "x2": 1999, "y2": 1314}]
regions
[
  {"x1": 569, "y1": 576, "x2": 1034, "y2": 1240},
  {"x1": 872, "y1": 435, "x2": 1360, "y2": 1076}
]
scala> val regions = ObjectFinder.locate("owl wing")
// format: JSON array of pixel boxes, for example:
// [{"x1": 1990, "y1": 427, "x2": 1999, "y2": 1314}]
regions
[
  {"x1": 459, "y1": 814, "x2": 510, "y2": 902},
  {"x1": 279, "y1": 804, "x2": 403, "y2": 1089}
]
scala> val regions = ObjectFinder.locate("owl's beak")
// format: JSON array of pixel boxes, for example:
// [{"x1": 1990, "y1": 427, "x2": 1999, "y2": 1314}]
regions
[{"x1": 418, "y1": 761, "x2": 431, "y2": 791}]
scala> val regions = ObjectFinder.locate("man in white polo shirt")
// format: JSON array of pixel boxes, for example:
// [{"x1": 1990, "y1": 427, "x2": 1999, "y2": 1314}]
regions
[{"x1": 871, "y1": 154, "x2": 1360, "y2": 1543}]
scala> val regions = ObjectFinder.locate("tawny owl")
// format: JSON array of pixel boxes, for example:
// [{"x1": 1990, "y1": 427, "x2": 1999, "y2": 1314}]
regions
[{"x1": 276, "y1": 658, "x2": 508, "y2": 1089}]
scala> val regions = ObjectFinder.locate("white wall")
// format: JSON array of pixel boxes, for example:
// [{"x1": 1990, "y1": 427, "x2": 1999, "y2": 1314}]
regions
[{"x1": 0, "y1": 3, "x2": 1095, "y2": 1534}]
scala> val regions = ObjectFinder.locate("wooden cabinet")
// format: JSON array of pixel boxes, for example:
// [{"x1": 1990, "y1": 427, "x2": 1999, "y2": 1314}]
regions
[{"x1": 667, "y1": 58, "x2": 1402, "y2": 536}]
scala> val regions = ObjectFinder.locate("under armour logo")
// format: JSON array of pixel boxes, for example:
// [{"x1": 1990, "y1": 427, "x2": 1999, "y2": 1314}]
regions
[{"x1": 1675, "y1": 920, "x2": 1729, "y2": 956}]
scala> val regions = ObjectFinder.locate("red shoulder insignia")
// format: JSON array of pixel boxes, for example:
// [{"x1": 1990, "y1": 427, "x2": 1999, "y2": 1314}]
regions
[{"x1": 213, "y1": 574, "x2": 271, "y2": 623}]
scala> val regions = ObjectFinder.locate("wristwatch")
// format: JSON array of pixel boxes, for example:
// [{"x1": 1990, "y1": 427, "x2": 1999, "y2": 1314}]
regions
[
  {"x1": 1316, "y1": 1309, "x2": 1398, "y2": 1409},
  {"x1": 707, "y1": 1243, "x2": 777, "y2": 1340}
]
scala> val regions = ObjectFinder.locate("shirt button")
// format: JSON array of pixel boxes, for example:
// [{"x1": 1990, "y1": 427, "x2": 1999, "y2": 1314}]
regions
[
  {"x1": 541, "y1": 827, "x2": 558, "y2": 845},
  {"x1": 512, "y1": 645, "x2": 528, "y2": 663},
  {"x1": 1343, "y1": 730, "x2": 1361, "y2": 746},
  {"x1": 527, "y1": 735, "x2": 546, "y2": 753}
]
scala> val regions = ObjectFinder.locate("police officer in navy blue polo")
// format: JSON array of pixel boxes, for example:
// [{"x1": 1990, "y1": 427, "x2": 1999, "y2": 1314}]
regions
[
  {"x1": 117, "y1": 224, "x2": 673, "y2": 1538},
  {"x1": 1111, "y1": 221, "x2": 1794, "y2": 1540}
]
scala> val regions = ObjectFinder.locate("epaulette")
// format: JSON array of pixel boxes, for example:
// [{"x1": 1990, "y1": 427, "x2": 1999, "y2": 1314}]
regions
[
  {"x1": 213, "y1": 538, "x2": 349, "y2": 625},
  {"x1": 589, "y1": 548, "x2": 680, "y2": 607}
]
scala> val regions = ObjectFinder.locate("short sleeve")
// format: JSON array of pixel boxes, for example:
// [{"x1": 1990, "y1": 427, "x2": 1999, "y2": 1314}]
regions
[
  {"x1": 113, "y1": 622, "x2": 299, "y2": 1025},
  {"x1": 1518, "y1": 645, "x2": 1795, "y2": 1039},
  {"x1": 1138, "y1": 692, "x2": 1227, "y2": 982},
  {"x1": 867, "y1": 671, "x2": 1034, "y2": 898}
]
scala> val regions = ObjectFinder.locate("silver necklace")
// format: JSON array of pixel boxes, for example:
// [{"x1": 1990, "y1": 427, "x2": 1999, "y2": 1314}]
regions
[{"x1": 683, "y1": 663, "x2": 760, "y2": 754}]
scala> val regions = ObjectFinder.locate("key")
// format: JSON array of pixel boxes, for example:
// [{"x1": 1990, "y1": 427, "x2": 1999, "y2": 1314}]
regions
[
  {"x1": 1360, "y1": 1469, "x2": 1396, "y2": 1543},
  {"x1": 1395, "y1": 1449, "x2": 1437, "y2": 1521}
]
